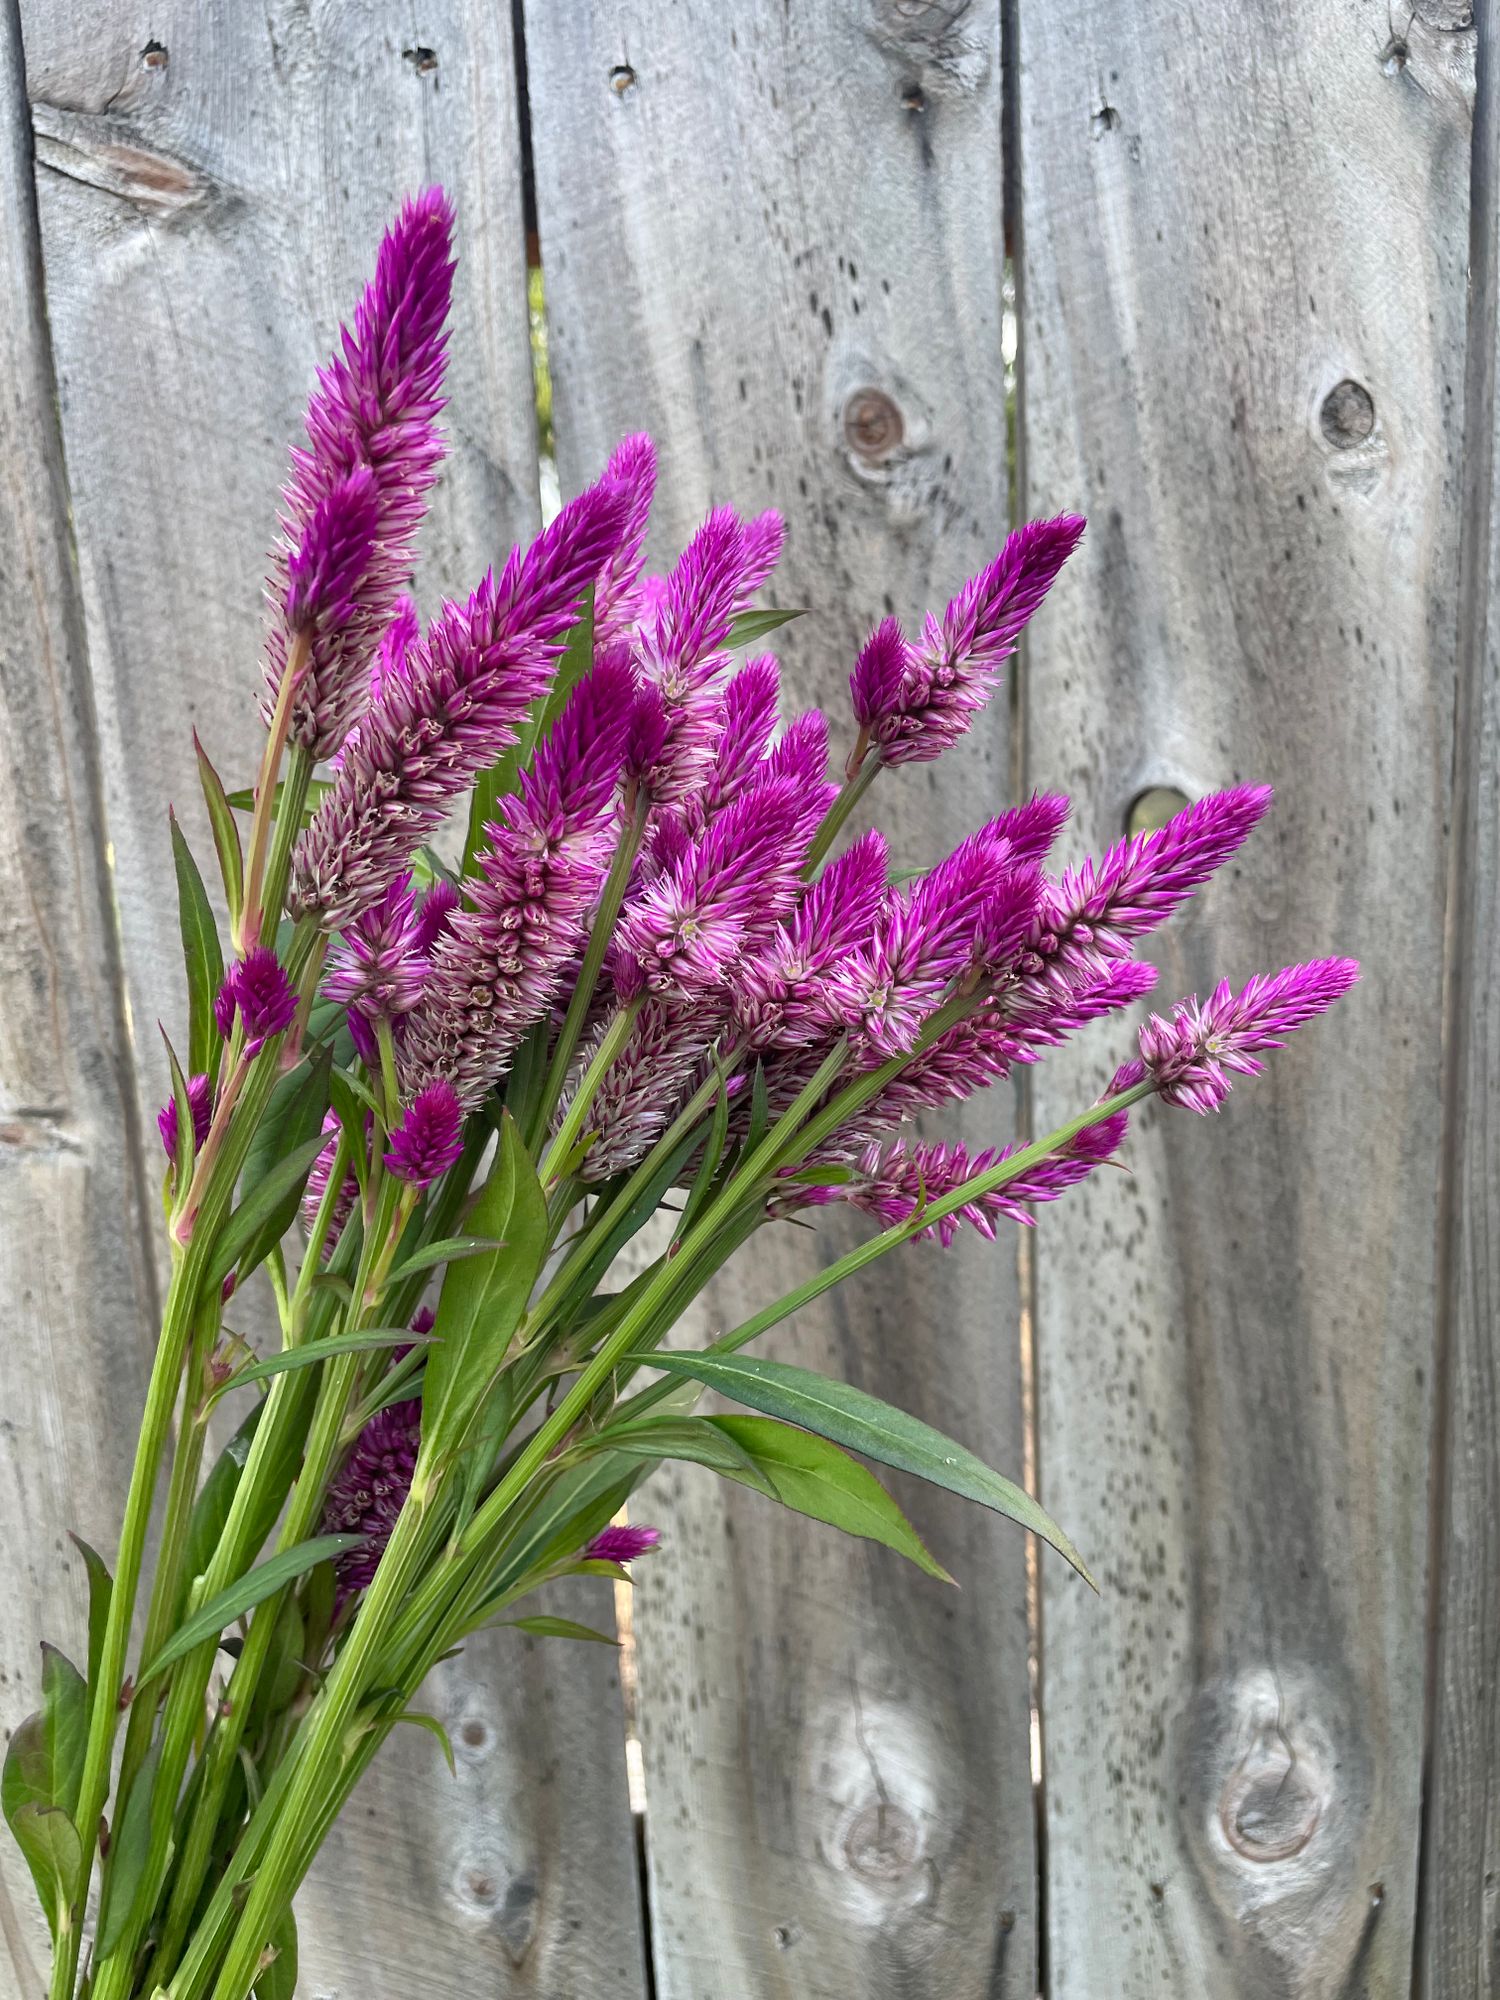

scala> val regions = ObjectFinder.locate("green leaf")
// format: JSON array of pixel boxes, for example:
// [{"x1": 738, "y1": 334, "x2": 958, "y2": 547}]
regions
[
  {"x1": 549, "y1": 1127, "x2": 702, "y2": 1321},
  {"x1": 464, "y1": 589, "x2": 594, "y2": 876},
  {"x1": 194, "y1": 732, "x2": 244, "y2": 934},
  {"x1": 253, "y1": 1908, "x2": 298, "y2": 2000},
  {"x1": 450, "y1": 1370, "x2": 515, "y2": 1545},
  {"x1": 385, "y1": 1236, "x2": 508, "y2": 1286},
  {"x1": 709, "y1": 1415, "x2": 953, "y2": 1582},
  {"x1": 420, "y1": 1112, "x2": 547, "y2": 1464},
  {"x1": 643, "y1": 1353, "x2": 1093, "y2": 1584},
  {"x1": 208, "y1": 1329, "x2": 426, "y2": 1404},
  {"x1": 138, "y1": 1536, "x2": 363, "y2": 1689},
  {"x1": 67, "y1": 1535, "x2": 113, "y2": 1705},
  {"x1": 247, "y1": 1596, "x2": 305, "y2": 1730},
  {"x1": 746, "y1": 1060, "x2": 770, "y2": 1154},
  {"x1": 226, "y1": 776, "x2": 330, "y2": 819},
  {"x1": 724, "y1": 606, "x2": 805, "y2": 648},
  {"x1": 160, "y1": 1027, "x2": 196, "y2": 1190},
  {"x1": 503, "y1": 1615, "x2": 618, "y2": 1646},
  {"x1": 396, "y1": 1711, "x2": 456, "y2": 1778},
  {"x1": 2, "y1": 1647, "x2": 88, "y2": 1940},
  {"x1": 327, "y1": 1069, "x2": 372, "y2": 1203},
  {"x1": 169, "y1": 810, "x2": 225, "y2": 1079},
  {"x1": 673, "y1": 1073, "x2": 730, "y2": 1245},
  {"x1": 204, "y1": 1130, "x2": 329, "y2": 1292},
  {"x1": 186, "y1": 1402, "x2": 263, "y2": 1583},
  {"x1": 581, "y1": 1415, "x2": 777, "y2": 1497},
  {"x1": 97, "y1": 1737, "x2": 161, "y2": 1955},
  {"x1": 228, "y1": 1047, "x2": 334, "y2": 1285}
]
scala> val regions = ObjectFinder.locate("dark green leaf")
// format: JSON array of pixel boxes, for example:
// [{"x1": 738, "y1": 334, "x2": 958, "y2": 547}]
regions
[
  {"x1": 450, "y1": 1370, "x2": 515, "y2": 1545},
  {"x1": 709, "y1": 1415, "x2": 953, "y2": 1582},
  {"x1": 169, "y1": 810, "x2": 224, "y2": 1078},
  {"x1": 549, "y1": 1127, "x2": 702, "y2": 1320},
  {"x1": 420, "y1": 1113, "x2": 547, "y2": 1463},
  {"x1": 248, "y1": 1595, "x2": 305, "y2": 1729},
  {"x1": 327, "y1": 1069, "x2": 372, "y2": 1203},
  {"x1": 2, "y1": 1647, "x2": 88, "y2": 1940},
  {"x1": 97, "y1": 1737, "x2": 160, "y2": 1955},
  {"x1": 67, "y1": 1536, "x2": 112, "y2": 1707},
  {"x1": 724, "y1": 606, "x2": 805, "y2": 648},
  {"x1": 385, "y1": 1236, "x2": 507, "y2": 1286},
  {"x1": 253, "y1": 1908, "x2": 298, "y2": 2000},
  {"x1": 746, "y1": 1060, "x2": 770, "y2": 1154},
  {"x1": 503, "y1": 1615, "x2": 618, "y2": 1646},
  {"x1": 643, "y1": 1353, "x2": 1093, "y2": 1583},
  {"x1": 40, "y1": 1646, "x2": 86, "y2": 1820},
  {"x1": 194, "y1": 732, "x2": 244, "y2": 934},
  {"x1": 186, "y1": 1403, "x2": 264, "y2": 1583},
  {"x1": 233, "y1": 1045, "x2": 334, "y2": 1280},
  {"x1": 138, "y1": 1536, "x2": 363, "y2": 1689},
  {"x1": 478, "y1": 1458, "x2": 646, "y2": 1610},
  {"x1": 226, "y1": 776, "x2": 330, "y2": 819},
  {"x1": 204, "y1": 1130, "x2": 329, "y2": 1292},
  {"x1": 581, "y1": 1415, "x2": 776, "y2": 1497},
  {"x1": 4, "y1": 1802, "x2": 79, "y2": 1939},
  {"x1": 673, "y1": 1073, "x2": 730, "y2": 1244},
  {"x1": 209, "y1": 1329, "x2": 425, "y2": 1404}
]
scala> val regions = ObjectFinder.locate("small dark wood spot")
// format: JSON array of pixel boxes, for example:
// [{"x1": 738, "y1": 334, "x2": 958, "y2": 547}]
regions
[
  {"x1": 843, "y1": 388, "x2": 904, "y2": 464},
  {"x1": 610, "y1": 63, "x2": 637, "y2": 94},
  {"x1": 402, "y1": 45, "x2": 439, "y2": 75},
  {"x1": 140, "y1": 39, "x2": 168, "y2": 70},
  {"x1": 1319, "y1": 379, "x2": 1376, "y2": 448}
]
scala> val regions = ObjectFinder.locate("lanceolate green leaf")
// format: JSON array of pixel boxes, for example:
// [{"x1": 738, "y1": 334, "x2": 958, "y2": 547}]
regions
[
  {"x1": 96, "y1": 1737, "x2": 160, "y2": 1955},
  {"x1": 252, "y1": 1908, "x2": 298, "y2": 2000},
  {"x1": 169, "y1": 809, "x2": 224, "y2": 1079},
  {"x1": 66, "y1": 1535, "x2": 113, "y2": 1710},
  {"x1": 643, "y1": 1353, "x2": 1093, "y2": 1584},
  {"x1": 138, "y1": 1536, "x2": 363, "y2": 1689},
  {"x1": 581, "y1": 1415, "x2": 777, "y2": 1497},
  {"x1": 708, "y1": 1415, "x2": 953, "y2": 1582},
  {"x1": 40, "y1": 1645, "x2": 86, "y2": 1820},
  {"x1": 2, "y1": 1646, "x2": 88, "y2": 1940},
  {"x1": 385, "y1": 1235, "x2": 508, "y2": 1286},
  {"x1": 195, "y1": 731, "x2": 244, "y2": 934},
  {"x1": 208, "y1": 1328, "x2": 429, "y2": 1404},
  {"x1": 724, "y1": 606, "x2": 805, "y2": 648},
  {"x1": 205, "y1": 1129, "x2": 329, "y2": 1292},
  {"x1": 503, "y1": 1615, "x2": 617, "y2": 1646},
  {"x1": 419, "y1": 1112, "x2": 547, "y2": 1466}
]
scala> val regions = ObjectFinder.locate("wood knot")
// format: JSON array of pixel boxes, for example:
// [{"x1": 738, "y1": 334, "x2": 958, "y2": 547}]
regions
[
  {"x1": 1125, "y1": 785, "x2": 1190, "y2": 837},
  {"x1": 610, "y1": 63, "x2": 637, "y2": 94},
  {"x1": 1218, "y1": 1722, "x2": 1328, "y2": 1863},
  {"x1": 1318, "y1": 380, "x2": 1376, "y2": 449},
  {"x1": 843, "y1": 388, "x2": 904, "y2": 464},
  {"x1": 843, "y1": 1799, "x2": 920, "y2": 1882}
]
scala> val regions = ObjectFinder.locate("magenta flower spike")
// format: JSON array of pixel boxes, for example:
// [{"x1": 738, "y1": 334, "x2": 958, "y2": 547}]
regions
[
  {"x1": 324, "y1": 873, "x2": 428, "y2": 1023},
  {"x1": 582, "y1": 1523, "x2": 662, "y2": 1566},
  {"x1": 213, "y1": 947, "x2": 298, "y2": 1055},
  {"x1": 384, "y1": 1079, "x2": 465, "y2": 1188},
  {"x1": 591, "y1": 433, "x2": 659, "y2": 648},
  {"x1": 1138, "y1": 957, "x2": 1360, "y2": 1112},
  {"x1": 290, "y1": 474, "x2": 631, "y2": 930},
  {"x1": 265, "y1": 189, "x2": 456, "y2": 759},
  {"x1": 157, "y1": 1073, "x2": 215, "y2": 1159},
  {"x1": 400, "y1": 655, "x2": 633, "y2": 1108},
  {"x1": 736, "y1": 826, "x2": 890, "y2": 1050},
  {"x1": 701, "y1": 655, "x2": 781, "y2": 818},
  {"x1": 850, "y1": 515, "x2": 1084, "y2": 767},
  {"x1": 322, "y1": 1399, "x2": 422, "y2": 1600},
  {"x1": 301, "y1": 1109, "x2": 359, "y2": 1246}
]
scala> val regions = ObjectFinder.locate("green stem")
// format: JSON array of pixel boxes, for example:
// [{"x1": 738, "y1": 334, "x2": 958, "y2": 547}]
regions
[
  {"x1": 538, "y1": 998, "x2": 641, "y2": 1185},
  {"x1": 256, "y1": 743, "x2": 314, "y2": 953},
  {"x1": 802, "y1": 751, "x2": 879, "y2": 873}
]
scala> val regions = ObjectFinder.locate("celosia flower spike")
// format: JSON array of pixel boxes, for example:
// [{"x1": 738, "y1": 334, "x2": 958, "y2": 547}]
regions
[
  {"x1": 324, "y1": 872, "x2": 428, "y2": 1024},
  {"x1": 384, "y1": 1079, "x2": 465, "y2": 1187},
  {"x1": 322, "y1": 1400, "x2": 422, "y2": 1600},
  {"x1": 290, "y1": 473, "x2": 630, "y2": 930},
  {"x1": 213, "y1": 947, "x2": 298, "y2": 1055},
  {"x1": 583, "y1": 1523, "x2": 662, "y2": 1565},
  {"x1": 735, "y1": 827, "x2": 889, "y2": 1050},
  {"x1": 591, "y1": 434, "x2": 658, "y2": 647},
  {"x1": 157, "y1": 1073, "x2": 214, "y2": 1160},
  {"x1": 265, "y1": 189, "x2": 456, "y2": 759},
  {"x1": 850, "y1": 516, "x2": 1084, "y2": 766},
  {"x1": 1138, "y1": 957, "x2": 1359, "y2": 1112}
]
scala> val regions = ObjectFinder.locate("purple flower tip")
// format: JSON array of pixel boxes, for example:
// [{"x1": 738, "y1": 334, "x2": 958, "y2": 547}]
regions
[
  {"x1": 582, "y1": 1523, "x2": 662, "y2": 1566},
  {"x1": 1139, "y1": 956, "x2": 1359, "y2": 1113},
  {"x1": 157, "y1": 1072, "x2": 214, "y2": 1159},
  {"x1": 214, "y1": 947, "x2": 298, "y2": 1053},
  {"x1": 384, "y1": 1078, "x2": 464, "y2": 1187},
  {"x1": 322, "y1": 1399, "x2": 422, "y2": 1599}
]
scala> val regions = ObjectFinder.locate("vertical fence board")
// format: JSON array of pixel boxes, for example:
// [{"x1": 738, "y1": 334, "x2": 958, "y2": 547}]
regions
[
  {"x1": 1018, "y1": 5, "x2": 1472, "y2": 1996},
  {"x1": 526, "y1": 5, "x2": 1038, "y2": 1995},
  {"x1": 14, "y1": 5, "x2": 646, "y2": 1992},
  {"x1": 0, "y1": 4, "x2": 158, "y2": 1987},
  {"x1": 1422, "y1": 5, "x2": 1500, "y2": 1994}
]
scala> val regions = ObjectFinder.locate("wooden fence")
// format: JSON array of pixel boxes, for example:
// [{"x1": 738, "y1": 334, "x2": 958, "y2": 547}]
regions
[{"x1": 0, "y1": 2, "x2": 1493, "y2": 1995}]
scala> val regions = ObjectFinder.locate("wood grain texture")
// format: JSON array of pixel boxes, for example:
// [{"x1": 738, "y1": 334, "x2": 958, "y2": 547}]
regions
[
  {"x1": 1420, "y1": 4, "x2": 1500, "y2": 1993},
  {"x1": 526, "y1": 5, "x2": 1037, "y2": 1995},
  {"x1": 14, "y1": 5, "x2": 646, "y2": 1992},
  {"x1": 1017, "y1": 4, "x2": 1473, "y2": 1995},
  {"x1": 0, "y1": 3, "x2": 158, "y2": 1988}
]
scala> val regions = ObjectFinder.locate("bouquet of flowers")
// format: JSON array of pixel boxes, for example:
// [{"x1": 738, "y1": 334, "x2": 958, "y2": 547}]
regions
[{"x1": 3, "y1": 189, "x2": 1356, "y2": 2000}]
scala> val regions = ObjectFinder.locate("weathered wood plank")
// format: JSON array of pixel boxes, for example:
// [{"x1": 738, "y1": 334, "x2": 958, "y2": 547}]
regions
[
  {"x1": 1018, "y1": 4, "x2": 1473, "y2": 1995},
  {"x1": 15, "y1": 6, "x2": 646, "y2": 1992},
  {"x1": 0, "y1": 3, "x2": 158, "y2": 1987},
  {"x1": 527, "y1": 6, "x2": 1038, "y2": 1995},
  {"x1": 1420, "y1": 4, "x2": 1500, "y2": 1992}
]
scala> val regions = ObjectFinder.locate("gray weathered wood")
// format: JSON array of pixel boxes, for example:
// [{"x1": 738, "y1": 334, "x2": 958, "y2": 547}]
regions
[
  {"x1": 527, "y1": 5, "x2": 1038, "y2": 1995},
  {"x1": 15, "y1": 5, "x2": 646, "y2": 1991},
  {"x1": 1018, "y1": 4, "x2": 1474, "y2": 1995},
  {"x1": 0, "y1": 3, "x2": 158, "y2": 1987},
  {"x1": 1421, "y1": 3, "x2": 1500, "y2": 1991}
]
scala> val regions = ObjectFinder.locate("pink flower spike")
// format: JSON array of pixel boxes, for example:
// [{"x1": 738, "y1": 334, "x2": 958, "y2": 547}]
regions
[
  {"x1": 1139, "y1": 957, "x2": 1359, "y2": 1113},
  {"x1": 157, "y1": 1073, "x2": 214, "y2": 1159},
  {"x1": 583, "y1": 1523, "x2": 662, "y2": 1565},
  {"x1": 384, "y1": 1079, "x2": 465, "y2": 1187}
]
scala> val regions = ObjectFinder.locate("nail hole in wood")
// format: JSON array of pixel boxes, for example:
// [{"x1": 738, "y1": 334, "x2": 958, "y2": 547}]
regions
[
  {"x1": 140, "y1": 39, "x2": 168, "y2": 70},
  {"x1": 1126, "y1": 785, "x2": 1190, "y2": 837},
  {"x1": 610, "y1": 64, "x2": 637, "y2": 94}
]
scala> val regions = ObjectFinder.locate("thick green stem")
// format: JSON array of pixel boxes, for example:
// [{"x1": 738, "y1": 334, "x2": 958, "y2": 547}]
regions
[{"x1": 802, "y1": 751, "x2": 879, "y2": 873}]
